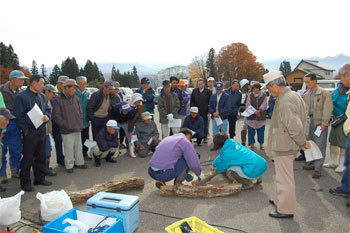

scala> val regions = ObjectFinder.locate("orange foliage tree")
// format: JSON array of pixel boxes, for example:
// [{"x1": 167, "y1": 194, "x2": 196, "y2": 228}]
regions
[
  {"x1": 0, "y1": 66, "x2": 31, "y2": 85},
  {"x1": 216, "y1": 42, "x2": 266, "y2": 87}
]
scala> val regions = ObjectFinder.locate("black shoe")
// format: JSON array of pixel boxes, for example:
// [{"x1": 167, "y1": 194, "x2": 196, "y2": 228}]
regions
[
  {"x1": 197, "y1": 143, "x2": 202, "y2": 147},
  {"x1": 269, "y1": 210, "x2": 293, "y2": 219},
  {"x1": 312, "y1": 171, "x2": 321, "y2": 179},
  {"x1": 210, "y1": 146, "x2": 218, "y2": 151},
  {"x1": 34, "y1": 180, "x2": 52, "y2": 186},
  {"x1": 347, "y1": 201, "x2": 350, "y2": 208},
  {"x1": 269, "y1": 199, "x2": 276, "y2": 206},
  {"x1": 203, "y1": 138, "x2": 208, "y2": 144},
  {"x1": 0, "y1": 186, "x2": 6, "y2": 192},
  {"x1": 120, "y1": 143, "x2": 126, "y2": 149},
  {"x1": 106, "y1": 156, "x2": 117, "y2": 163},
  {"x1": 84, "y1": 156, "x2": 92, "y2": 161},
  {"x1": 95, "y1": 158, "x2": 101, "y2": 167},
  {"x1": 66, "y1": 168, "x2": 74, "y2": 173},
  {"x1": 21, "y1": 186, "x2": 35, "y2": 192},
  {"x1": 57, "y1": 162, "x2": 65, "y2": 167},
  {"x1": 329, "y1": 187, "x2": 350, "y2": 197},
  {"x1": 74, "y1": 164, "x2": 88, "y2": 169}
]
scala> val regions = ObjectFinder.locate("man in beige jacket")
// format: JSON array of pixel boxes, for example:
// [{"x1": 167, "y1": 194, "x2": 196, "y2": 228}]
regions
[
  {"x1": 264, "y1": 71, "x2": 310, "y2": 219},
  {"x1": 302, "y1": 73, "x2": 333, "y2": 178}
]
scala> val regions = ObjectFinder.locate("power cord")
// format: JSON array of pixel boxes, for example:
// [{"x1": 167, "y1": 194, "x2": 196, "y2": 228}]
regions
[
  {"x1": 10, "y1": 221, "x2": 40, "y2": 232},
  {"x1": 139, "y1": 209, "x2": 248, "y2": 233}
]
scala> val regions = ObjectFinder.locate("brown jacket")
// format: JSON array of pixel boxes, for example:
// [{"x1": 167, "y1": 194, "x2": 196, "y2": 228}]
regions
[
  {"x1": 303, "y1": 86, "x2": 333, "y2": 127},
  {"x1": 266, "y1": 87, "x2": 309, "y2": 157},
  {"x1": 53, "y1": 91, "x2": 83, "y2": 134}
]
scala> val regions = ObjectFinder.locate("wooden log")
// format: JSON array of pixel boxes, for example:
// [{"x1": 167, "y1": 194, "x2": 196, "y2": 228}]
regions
[
  {"x1": 160, "y1": 183, "x2": 241, "y2": 198},
  {"x1": 67, "y1": 177, "x2": 144, "y2": 203},
  {"x1": 194, "y1": 171, "x2": 217, "y2": 186}
]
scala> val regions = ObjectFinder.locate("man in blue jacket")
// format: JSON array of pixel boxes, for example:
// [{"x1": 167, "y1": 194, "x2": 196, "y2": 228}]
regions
[
  {"x1": 208, "y1": 82, "x2": 231, "y2": 151},
  {"x1": 135, "y1": 77, "x2": 155, "y2": 116},
  {"x1": 182, "y1": 107, "x2": 205, "y2": 146},
  {"x1": 224, "y1": 80, "x2": 242, "y2": 139}
]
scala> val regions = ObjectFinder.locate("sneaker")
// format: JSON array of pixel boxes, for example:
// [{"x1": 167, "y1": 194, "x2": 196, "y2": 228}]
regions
[
  {"x1": 260, "y1": 145, "x2": 265, "y2": 150},
  {"x1": 335, "y1": 165, "x2": 346, "y2": 173},
  {"x1": 185, "y1": 174, "x2": 193, "y2": 182},
  {"x1": 312, "y1": 171, "x2": 321, "y2": 179},
  {"x1": 329, "y1": 187, "x2": 350, "y2": 197},
  {"x1": 303, "y1": 163, "x2": 315, "y2": 170},
  {"x1": 155, "y1": 180, "x2": 165, "y2": 189},
  {"x1": 249, "y1": 145, "x2": 255, "y2": 150}
]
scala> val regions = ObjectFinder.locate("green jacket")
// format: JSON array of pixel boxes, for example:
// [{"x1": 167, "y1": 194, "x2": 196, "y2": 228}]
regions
[
  {"x1": 157, "y1": 92, "x2": 180, "y2": 124},
  {"x1": 75, "y1": 89, "x2": 90, "y2": 128},
  {"x1": 0, "y1": 92, "x2": 6, "y2": 133}
]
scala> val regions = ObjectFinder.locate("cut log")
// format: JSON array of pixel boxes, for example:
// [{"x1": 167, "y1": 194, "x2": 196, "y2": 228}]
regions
[
  {"x1": 192, "y1": 171, "x2": 217, "y2": 186},
  {"x1": 67, "y1": 177, "x2": 144, "y2": 203},
  {"x1": 160, "y1": 183, "x2": 241, "y2": 198},
  {"x1": 32, "y1": 229, "x2": 42, "y2": 233}
]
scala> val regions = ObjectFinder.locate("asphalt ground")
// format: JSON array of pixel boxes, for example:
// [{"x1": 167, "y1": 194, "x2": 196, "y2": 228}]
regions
[{"x1": 0, "y1": 112, "x2": 349, "y2": 233}]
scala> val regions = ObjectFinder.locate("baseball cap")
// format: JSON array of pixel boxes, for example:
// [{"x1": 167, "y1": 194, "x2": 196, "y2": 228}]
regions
[
  {"x1": 190, "y1": 107, "x2": 199, "y2": 113},
  {"x1": 104, "y1": 80, "x2": 116, "y2": 90},
  {"x1": 141, "y1": 111, "x2": 152, "y2": 120},
  {"x1": 64, "y1": 79, "x2": 78, "y2": 87},
  {"x1": 162, "y1": 80, "x2": 170, "y2": 86},
  {"x1": 121, "y1": 103, "x2": 132, "y2": 112},
  {"x1": 57, "y1": 76, "x2": 69, "y2": 83},
  {"x1": 106, "y1": 120, "x2": 120, "y2": 129},
  {"x1": 207, "y1": 77, "x2": 215, "y2": 82},
  {"x1": 43, "y1": 84, "x2": 58, "y2": 93},
  {"x1": 178, "y1": 80, "x2": 185, "y2": 86},
  {"x1": 9, "y1": 70, "x2": 28, "y2": 79},
  {"x1": 0, "y1": 108, "x2": 15, "y2": 120},
  {"x1": 141, "y1": 77, "x2": 150, "y2": 84},
  {"x1": 262, "y1": 71, "x2": 284, "y2": 88},
  {"x1": 240, "y1": 79, "x2": 250, "y2": 88},
  {"x1": 215, "y1": 82, "x2": 224, "y2": 90}
]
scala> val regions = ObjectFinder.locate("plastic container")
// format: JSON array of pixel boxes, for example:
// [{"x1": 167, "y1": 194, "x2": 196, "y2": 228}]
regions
[
  {"x1": 42, "y1": 208, "x2": 123, "y2": 233},
  {"x1": 87, "y1": 192, "x2": 139, "y2": 233},
  {"x1": 165, "y1": 216, "x2": 223, "y2": 233}
]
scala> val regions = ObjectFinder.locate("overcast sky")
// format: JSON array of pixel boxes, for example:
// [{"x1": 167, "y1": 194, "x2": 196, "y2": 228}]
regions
[{"x1": 1, "y1": 0, "x2": 349, "y2": 68}]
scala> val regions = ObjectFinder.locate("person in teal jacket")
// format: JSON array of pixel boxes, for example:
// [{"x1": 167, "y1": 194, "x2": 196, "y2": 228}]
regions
[{"x1": 210, "y1": 133, "x2": 267, "y2": 190}]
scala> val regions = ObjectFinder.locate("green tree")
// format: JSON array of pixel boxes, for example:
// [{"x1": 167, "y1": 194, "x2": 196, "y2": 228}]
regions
[
  {"x1": 7, "y1": 45, "x2": 19, "y2": 69},
  {"x1": 31, "y1": 60, "x2": 39, "y2": 75},
  {"x1": 41, "y1": 64, "x2": 47, "y2": 81},
  {"x1": 79, "y1": 67, "x2": 85, "y2": 76},
  {"x1": 131, "y1": 66, "x2": 140, "y2": 87},
  {"x1": 0, "y1": 42, "x2": 19, "y2": 69},
  {"x1": 61, "y1": 57, "x2": 79, "y2": 78},
  {"x1": 49, "y1": 64, "x2": 61, "y2": 85},
  {"x1": 279, "y1": 61, "x2": 292, "y2": 76},
  {"x1": 206, "y1": 48, "x2": 216, "y2": 78}
]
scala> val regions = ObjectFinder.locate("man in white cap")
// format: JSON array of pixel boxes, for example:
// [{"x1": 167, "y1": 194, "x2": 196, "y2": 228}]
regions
[
  {"x1": 264, "y1": 71, "x2": 310, "y2": 218},
  {"x1": 53, "y1": 79, "x2": 87, "y2": 173},
  {"x1": 239, "y1": 78, "x2": 251, "y2": 146},
  {"x1": 133, "y1": 112, "x2": 159, "y2": 158},
  {"x1": 90, "y1": 120, "x2": 119, "y2": 167},
  {"x1": 182, "y1": 107, "x2": 205, "y2": 146},
  {"x1": 0, "y1": 70, "x2": 28, "y2": 180},
  {"x1": 207, "y1": 77, "x2": 216, "y2": 94}
]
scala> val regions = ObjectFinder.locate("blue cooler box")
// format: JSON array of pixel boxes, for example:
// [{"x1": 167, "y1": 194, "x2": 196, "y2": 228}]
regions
[
  {"x1": 42, "y1": 208, "x2": 123, "y2": 233},
  {"x1": 87, "y1": 192, "x2": 139, "y2": 233}
]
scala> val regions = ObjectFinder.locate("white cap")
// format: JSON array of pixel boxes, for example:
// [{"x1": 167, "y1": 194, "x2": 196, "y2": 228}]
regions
[
  {"x1": 106, "y1": 120, "x2": 120, "y2": 129},
  {"x1": 262, "y1": 71, "x2": 284, "y2": 88},
  {"x1": 207, "y1": 77, "x2": 215, "y2": 82},
  {"x1": 240, "y1": 79, "x2": 249, "y2": 88},
  {"x1": 190, "y1": 106, "x2": 199, "y2": 113}
]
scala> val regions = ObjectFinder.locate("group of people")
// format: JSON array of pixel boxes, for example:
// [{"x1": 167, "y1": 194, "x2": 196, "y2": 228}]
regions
[{"x1": 0, "y1": 63, "x2": 349, "y2": 219}]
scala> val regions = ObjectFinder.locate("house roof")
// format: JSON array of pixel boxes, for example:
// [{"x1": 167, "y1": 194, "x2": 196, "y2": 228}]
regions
[
  {"x1": 287, "y1": 68, "x2": 324, "y2": 79},
  {"x1": 295, "y1": 59, "x2": 335, "y2": 71}
]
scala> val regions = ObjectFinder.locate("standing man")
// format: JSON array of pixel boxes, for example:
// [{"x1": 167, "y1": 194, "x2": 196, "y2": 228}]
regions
[
  {"x1": 177, "y1": 80, "x2": 190, "y2": 124},
  {"x1": 170, "y1": 76, "x2": 183, "y2": 110},
  {"x1": 207, "y1": 77, "x2": 216, "y2": 94},
  {"x1": 225, "y1": 80, "x2": 242, "y2": 139},
  {"x1": 110, "y1": 81, "x2": 121, "y2": 107},
  {"x1": 0, "y1": 70, "x2": 27, "y2": 180},
  {"x1": 53, "y1": 79, "x2": 87, "y2": 173},
  {"x1": 302, "y1": 73, "x2": 333, "y2": 178},
  {"x1": 75, "y1": 76, "x2": 90, "y2": 159},
  {"x1": 190, "y1": 78, "x2": 212, "y2": 144},
  {"x1": 157, "y1": 80, "x2": 180, "y2": 139},
  {"x1": 135, "y1": 77, "x2": 155, "y2": 116},
  {"x1": 14, "y1": 75, "x2": 52, "y2": 192},
  {"x1": 239, "y1": 79, "x2": 251, "y2": 146},
  {"x1": 87, "y1": 80, "x2": 115, "y2": 140},
  {"x1": 0, "y1": 108, "x2": 16, "y2": 192},
  {"x1": 264, "y1": 71, "x2": 310, "y2": 218},
  {"x1": 208, "y1": 82, "x2": 231, "y2": 151},
  {"x1": 52, "y1": 75, "x2": 68, "y2": 166}
]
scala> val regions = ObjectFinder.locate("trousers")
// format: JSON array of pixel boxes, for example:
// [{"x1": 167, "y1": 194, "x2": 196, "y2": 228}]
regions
[{"x1": 61, "y1": 132, "x2": 85, "y2": 169}]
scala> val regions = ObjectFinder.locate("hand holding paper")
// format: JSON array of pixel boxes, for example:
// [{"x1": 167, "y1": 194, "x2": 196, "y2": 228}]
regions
[
  {"x1": 27, "y1": 103, "x2": 44, "y2": 128},
  {"x1": 167, "y1": 113, "x2": 174, "y2": 121}
]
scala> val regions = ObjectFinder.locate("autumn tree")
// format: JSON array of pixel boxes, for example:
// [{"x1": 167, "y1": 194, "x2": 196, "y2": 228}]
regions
[
  {"x1": 206, "y1": 48, "x2": 216, "y2": 78},
  {"x1": 279, "y1": 60, "x2": 292, "y2": 76},
  {"x1": 216, "y1": 42, "x2": 266, "y2": 87}
]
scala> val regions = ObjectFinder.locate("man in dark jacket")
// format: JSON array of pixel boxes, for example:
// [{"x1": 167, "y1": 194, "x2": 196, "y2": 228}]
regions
[
  {"x1": 182, "y1": 107, "x2": 205, "y2": 146},
  {"x1": 224, "y1": 80, "x2": 242, "y2": 139},
  {"x1": 190, "y1": 78, "x2": 212, "y2": 144},
  {"x1": 209, "y1": 82, "x2": 231, "y2": 150},
  {"x1": 53, "y1": 79, "x2": 87, "y2": 173},
  {"x1": 170, "y1": 76, "x2": 183, "y2": 111},
  {"x1": 135, "y1": 77, "x2": 155, "y2": 116},
  {"x1": 13, "y1": 75, "x2": 52, "y2": 192},
  {"x1": 87, "y1": 80, "x2": 116, "y2": 139},
  {"x1": 90, "y1": 120, "x2": 119, "y2": 167}
]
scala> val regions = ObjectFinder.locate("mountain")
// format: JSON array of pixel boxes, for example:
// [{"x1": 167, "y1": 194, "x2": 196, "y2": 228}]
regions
[{"x1": 260, "y1": 54, "x2": 350, "y2": 75}]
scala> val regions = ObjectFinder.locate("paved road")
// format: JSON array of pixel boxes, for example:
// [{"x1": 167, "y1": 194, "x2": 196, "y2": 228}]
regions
[{"x1": 1, "y1": 114, "x2": 349, "y2": 232}]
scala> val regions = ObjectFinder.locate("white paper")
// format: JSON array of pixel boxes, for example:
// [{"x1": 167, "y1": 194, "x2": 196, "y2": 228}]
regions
[
  {"x1": 242, "y1": 105, "x2": 257, "y2": 117},
  {"x1": 84, "y1": 139, "x2": 97, "y2": 149},
  {"x1": 168, "y1": 118, "x2": 182, "y2": 128},
  {"x1": 304, "y1": 140, "x2": 322, "y2": 162},
  {"x1": 167, "y1": 113, "x2": 174, "y2": 121},
  {"x1": 314, "y1": 126, "x2": 322, "y2": 137},
  {"x1": 215, "y1": 116, "x2": 223, "y2": 126},
  {"x1": 131, "y1": 134, "x2": 138, "y2": 143},
  {"x1": 147, "y1": 137, "x2": 153, "y2": 145},
  {"x1": 27, "y1": 103, "x2": 44, "y2": 128}
]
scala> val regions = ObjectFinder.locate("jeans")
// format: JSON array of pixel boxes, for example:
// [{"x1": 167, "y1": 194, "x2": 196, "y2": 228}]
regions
[
  {"x1": 248, "y1": 125, "x2": 265, "y2": 145},
  {"x1": 148, "y1": 157, "x2": 189, "y2": 182},
  {"x1": 1, "y1": 120, "x2": 22, "y2": 175},
  {"x1": 212, "y1": 118, "x2": 228, "y2": 136},
  {"x1": 340, "y1": 133, "x2": 350, "y2": 194}
]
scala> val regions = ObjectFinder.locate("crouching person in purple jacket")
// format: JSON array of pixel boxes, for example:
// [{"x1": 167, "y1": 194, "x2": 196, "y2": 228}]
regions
[
  {"x1": 148, "y1": 128, "x2": 201, "y2": 189},
  {"x1": 90, "y1": 120, "x2": 119, "y2": 167}
]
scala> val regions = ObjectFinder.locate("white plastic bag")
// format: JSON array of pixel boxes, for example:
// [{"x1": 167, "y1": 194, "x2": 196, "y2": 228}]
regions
[
  {"x1": 36, "y1": 190, "x2": 73, "y2": 221},
  {"x1": 0, "y1": 191, "x2": 24, "y2": 226},
  {"x1": 304, "y1": 140, "x2": 322, "y2": 162}
]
